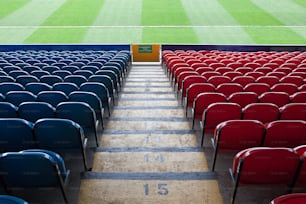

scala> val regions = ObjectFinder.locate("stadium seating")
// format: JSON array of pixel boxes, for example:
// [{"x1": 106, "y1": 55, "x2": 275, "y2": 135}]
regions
[
  {"x1": 211, "y1": 120, "x2": 265, "y2": 171},
  {"x1": 229, "y1": 147, "x2": 301, "y2": 204},
  {"x1": 280, "y1": 103, "x2": 306, "y2": 120},
  {"x1": 37, "y1": 91, "x2": 69, "y2": 107},
  {"x1": 200, "y1": 102, "x2": 242, "y2": 143},
  {"x1": 243, "y1": 103, "x2": 280, "y2": 124},
  {"x1": 259, "y1": 92, "x2": 290, "y2": 107},
  {"x1": 0, "y1": 150, "x2": 70, "y2": 203},
  {"x1": 56, "y1": 101, "x2": 99, "y2": 146},
  {"x1": 18, "y1": 102, "x2": 56, "y2": 122},
  {"x1": 270, "y1": 193, "x2": 306, "y2": 204},
  {"x1": 34, "y1": 118, "x2": 89, "y2": 170}
]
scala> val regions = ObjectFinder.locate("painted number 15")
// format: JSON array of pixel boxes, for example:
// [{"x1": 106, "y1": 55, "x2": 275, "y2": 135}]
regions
[{"x1": 144, "y1": 183, "x2": 169, "y2": 196}]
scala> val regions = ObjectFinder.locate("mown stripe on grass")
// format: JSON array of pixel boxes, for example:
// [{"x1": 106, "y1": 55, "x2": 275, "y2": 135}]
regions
[
  {"x1": 24, "y1": 0, "x2": 105, "y2": 43},
  {"x1": 294, "y1": 0, "x2": 306, "y2": 7},
  {"x1": 0, "y1": 0, "x2": 65, "y2": 44},
  {"x1": 83, "y1": 0, "x2": 142, "y2": 43},
  {"x1": 218, "y1": 0, "x2": 305, "y2": 44},
  {"x1": 0, "y1": 0, "x2": 29, "y2": 20},
  {"x1": 251, "y1": 0, "x2": 306, "y2": 40},
  {"x1": 180, "y1": 0, "x2": 253, "y2": 44},
  {"x1": 142, "y1": 0, "x2": 198, "y2": 43}
]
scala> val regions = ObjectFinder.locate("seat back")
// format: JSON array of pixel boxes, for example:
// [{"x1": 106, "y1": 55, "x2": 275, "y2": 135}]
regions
[
  {"x1": 259, "y1": 92, "x2": 290, "y2": 107},
  {"x1": 244, "y1": 83, "x2": 271, "y2": 95},
  {"x1": 0, "y1": 82, "x2": 24, "y2": 95},
  {"x1": 202, "y1": 103, "x2": 242, "y2": 133},
  {"x1": 264, "y1": 120, "x2": 306, "y2": 147},
  {"x1": 0, "y1": 118, "x2": 34, "y2": 152},
  {"x1": 64, "y1": 75, "x2": 87, "y2": 87},
  {"x1": 271, "y1": 83, "x2": 298, "y2": 95},
  {"x1": 0, "y1": 102, "x2": 18, "y2": 118},
  {"x1": 40, "y1": 75, "x2": 63, "y2": 86},
  {"x1": 280, "y1": 103, "x2": 306, "y2": 120},
  {"x1": 0, "y1": 195, "x2": 28, "y2": 204},
  {"x1": 5, "y1": 91, "x2": 36, "y2": 106},
  {"x1": 216, "y1": 83, "x2": 243, "y2": 97},
  {"x1": 243, "y1": 103, "x2": 279, "y2": 124},
  {"x1": 269, "y1": 193, "x2": 306, "y2": 204},
  {"x1": 228, "y1": 92, "x2": 258, "y2": 108},
  {"x1": 18, "y1": 102, "x2": 56, "y2": 122},
  {"x1": 290, "y1": 91, "x2": 306, "y2": 103},
  {"x1": 37, "y1": 91, "x2": 68, "y2": 107},
  {"x1": 52, "y1": 82, "x2": 79, "y2": 96},
  {"x1": 25, "y1": 82, "x2": 52, "y2": 95}
]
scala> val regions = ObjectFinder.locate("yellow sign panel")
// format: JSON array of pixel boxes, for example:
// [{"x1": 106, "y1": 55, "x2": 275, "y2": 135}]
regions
[{"x1": 132, "y1": 44, "x2": 160, "y2": 62}]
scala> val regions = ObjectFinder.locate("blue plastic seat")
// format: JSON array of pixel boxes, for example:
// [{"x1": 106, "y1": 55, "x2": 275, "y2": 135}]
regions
[
  {"x1": 52, "y1": 70, "x2": 72, "y2": 79},
  {"x1": 8, "y1": 70, "x2": 29, "y2": 78},
  {"x1": 0, "y1": 75, "x2": 15, "y2": 83},
  {"x1": 73, "y1": 70, "x2": 93, "y2": 79},
  {"x1": 52, "y1": 82, "x2": 79, "y2": 95},
  {"x1": 88, "y1": 75, "x2": 115, "y2": 102},
  {"x1": 81, "y1": 65, "x2": 99, "y2": 73},
  {"x1": 0, "y1": 82, "x2": 24, "y2": 95},
  {"x1": 34, "y1": 118, "x2": 89, "y2": 170},
  {"x1": 30, "y1": 70, "x2": 50, "y2": 78},
  {"x1": 5, "y1": 91, "x2": 36, "y2": 106},
  {"x1": 0, "y1": 93, "x2": 5, "y2": 101},
  {"x1": 42, "y1": 65, "x2": 60, "y2": 73},
  {"x1": 64, "y1": 75, "x2": 87, "y2": 87},
  {"x1": 2, "y1": 66, "x2": 21, "y2": 73},
  {"x1": 95, "y1": 70, "x2": 120, "y2": 93},
  {"x1": 0, "y1": 150, "x2": 69, "y2": 203},
  {"x1": 16, "y1": 75, "x2": 39, "y2": 86},
  {"x1": 18, "y1": 102, "x2": 56, "y2": 122},
  {"x1": 0, "y1": 102, "x2": 18, "y2": 118},
  {"x1": 69, "y1": 91, "x2": 104, "y2": 129},
  {"x1": 80, "y1": 82, "x2": 111, "y2": 117},
  {"x1": 22, "y1": 65, "x2": 41, "y2": 73},
  {"x1": 40, "y1": 75, "x2": 63, "y2": 86},
  {"x1": 0, "y1": 118, "x2": 35, "y2": 152},
  {"x1": 56, "y1": 101, "x2": 99, "y2": 146},
  {"x1": 61, "y1": 65, "x2": 79, "y2": 73},
  {"x1": 37, "y1": 91, "x2": 68, "y2": 107},
  {"x1": 0, "y1": 195, "x2": 28, "y2": 204},
  {"x1": 24, "y1": 82, "x2": 52, "y2": 95}
]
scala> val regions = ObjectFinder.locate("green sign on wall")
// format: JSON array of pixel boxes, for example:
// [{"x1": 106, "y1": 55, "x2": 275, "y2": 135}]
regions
[{"x1": 138, "y1": 45, "x2": 153, "y2": 53}]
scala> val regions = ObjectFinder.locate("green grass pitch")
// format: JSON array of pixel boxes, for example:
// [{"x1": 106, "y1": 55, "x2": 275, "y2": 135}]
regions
[{"x1": 0, "y1": 0, "x2": 305, "y2": 44}]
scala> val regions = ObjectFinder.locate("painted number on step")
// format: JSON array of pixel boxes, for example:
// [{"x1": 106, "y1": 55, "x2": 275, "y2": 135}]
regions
[
  {"x1": 144, "y1": 153, "x2": 164, "y2": 163},
  {"x1": 144, "y1": 183, "x2": 169, "y2": 196}
]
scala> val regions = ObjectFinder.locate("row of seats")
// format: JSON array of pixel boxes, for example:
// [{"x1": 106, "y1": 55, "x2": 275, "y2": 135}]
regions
[
  {"x1": 0, "y1": 149, "x2": 70, "y2": 203},
  {"x1": 199, "y1": 102, "x2": 306, "y2": 143},
  {"x1": 0, "y1": 83, "x2": 112, "y2": 116},
  {"x1": 230, "y1": 145, "x2": 306, "y2": 204},
  {"x1": 210, "y1": 119, "x2": 306, "y2": 171},
  {"x1": 185, "y1": 84, "x2": 306, "y2": 116},
  {"x1": 0, "y1": 100, "x2": 99, "y2": 147},
  {"x1": 191, "y1": 94, "x2": 306, "y2": 129},
  {"x1": 176, "y1": 74, "x2": 305, "y2": 100}
]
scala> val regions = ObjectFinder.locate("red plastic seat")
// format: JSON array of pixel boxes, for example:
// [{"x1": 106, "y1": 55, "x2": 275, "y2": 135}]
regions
[
  {"x1": 245, "y1": 72, "x2": 265, "y2": 79},
  {"x1": 227, "y1": 62, "x2": 243, "y2": 69},
  {"x1": 235, "y1": 67, "x2": 253, "y2": 75},
  {"x1": 232, "y1": 76, "x2": 255, "y2": 87},
  {"x1": 228, "y1": 92, "x2": 258, "y2": 108},
  {"x1": 280, "y1": 103, "x2": 306, "y2": 121},
  {"x1": 209, "y1": 62, "x2": 225, "y2": 69},
  {"x1": 175, "y1": 71, "x2": 198, "y2": 92},
  {"x1": 244, "y1": 83, "x2": 271, "y2": 95},
  {"x1": 263, "y1": 62, "x2": 279, "y2": 69},
  {"x1": 267, "y1": 72, "x2": 286, "y2": 79},
  {"x1": 270, "y1": 193, "x2": 306, "y2": 204},
  {"x1": 223, "y1": 71, "x2": 243, "y2": 80},
  {"x1": 254, "y1": 67, "x2": 273, "y2": 74},
  {"x1": 215, "y1": 67, "x2": 234, "y2": 74},
  {"x1": 271, "y1": 83, "x2": 298, "y2": 95},
  {"x1": 243, "y1": 103, "x2": 279, "y2": 124},
  {"x1": 216, "y1": 83, "x2": 243, "y2": 97},
  {"x1": 259, "y1": 92, "x2": 290, "y2": 107},
  {"x1": 201, "y1": 71, "x2": 221, "y2": 79},
  {"x1": 289, "y1": 72, "x2": 306, "y2": 78},
  {"x1": 207, "y1": 76, "x2": 231, "y2": 87},
  {"x1": 256, "y1": 76, "x2": 279, "y2": 87},
  {"x1": 274, "y1": 67, "x2": 292, "y2": 75},
  {"x1": 280, "y1": 76, "x2": 304, "y2": 87},
  {"x1": 180, "y1": 75, "x2": 206, "y2": 102},
  {"x1": 185, "y1": 83, "x2": 215, "y2": 117},
  {"x1": 195, "y1": 67, "x2": 214, "y2": 75},
  {"x1": 211, "y1": 120, "x2": 265, "y2": 171},
  {"x1": 244, "y1": 62, "x2": 261, "y2": 69},
  {"x1": 172, "y1": 67, "x2": 194, "y2": 83},
  {"x1": 230, "y1": 147, "x2": 301, "y2": 204},
  {"x1": 264, "y1": 120, "x2": 306, "y2": 147},
  {"x1": 299, "y1": 84, "x2": 306, "y2": 91},
  {"x1": 200, "y1": 102, "x2": 242, "y2": 138},
  {"x1": 290, "y1": 92, "x2": 306, "y2": 103},
  {"x1": 191, "y1": 93, "x2": 227, "y2": 129}
]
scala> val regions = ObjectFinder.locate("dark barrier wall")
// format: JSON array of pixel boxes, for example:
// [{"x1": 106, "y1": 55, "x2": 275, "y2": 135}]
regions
[
  {"x1": 162, "y1": 45, "x2": 306, "y2": 52},
  {"x1": 0, "y1": 44, "x2": 130, "y2": 52}
]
